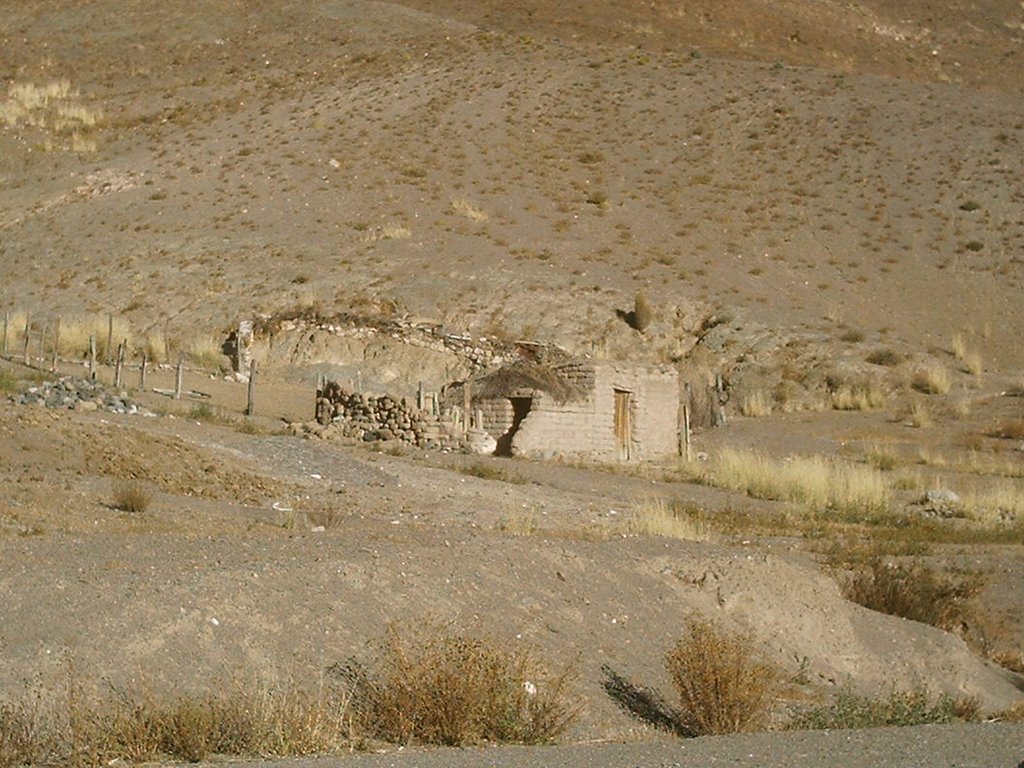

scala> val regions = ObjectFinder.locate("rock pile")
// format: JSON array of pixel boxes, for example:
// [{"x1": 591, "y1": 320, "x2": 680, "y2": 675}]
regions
[
  {"x1": 314, "y1": 381, "x2": 463, "y2": 449},
  {"x1": 14, "y1": 376, "x2": 148, "y2": 415}
]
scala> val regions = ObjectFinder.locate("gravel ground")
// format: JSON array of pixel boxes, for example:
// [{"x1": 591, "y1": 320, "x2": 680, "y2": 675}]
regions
[{"x1": 199, "y1": 722, "x2": 1024, "y2": 768}]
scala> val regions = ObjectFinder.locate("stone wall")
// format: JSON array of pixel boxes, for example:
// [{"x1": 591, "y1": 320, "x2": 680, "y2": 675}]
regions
[{"x1": 315, "y1": 380, "x2": 463, "y2": 449}]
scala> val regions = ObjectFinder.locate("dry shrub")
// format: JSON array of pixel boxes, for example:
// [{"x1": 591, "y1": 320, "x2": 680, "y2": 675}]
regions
[
  {"x1": 831, "y1": 383, "x2": 886, "y2": 411},
  {"x1": 738, "y1": 391, "x2": 772, "y2": 417},
  {"x1": 628, "y1": 498, "x2": 710, "y2": 542},
  {"x1": 963, "y1": 483, "x2": 1024, "y2": 525},
  {"x1": 665, "y1": 618, "x2": 779, "y2": 735},
  {"x1": 841, "y1": 557, "x2": 984, "y2": 631},
  {"x1": 789, "y1": 686, "x2": 977, "y2": 730},
  {"x1": 907, "y1": 400, "x2": 932, "y2": 428},
  {"x1": 712, "y1": 448, "x2": 889, "y2": 517},
  {"x1": 111, "y1": 479, "x2": 152, "y2": 514},
  {"x1": 496, "y1": 513, "x2": 540, "y2": 536},
  {"x1": 3, "y1": 672, "x2": 351, "y2": 767},
  {"x1": 0, "y1": 697, "x2": 55, "y2": 768},
  {"x1": 58, "y1": 315, "x2": 133, "y2": 360},
  {"x1": 184, "y1": 335, "x2": 225, "y2": 370},
  {"x1": 155, "y1": 682, "x2": 350, "y2": 760},
  {"x1": 988, "y1": 419, "x2": 1024, "y2": 440},
  {"x1": 962, "y1": 351, "x2": 983, "y2": 377},
  {"x1": 450, "y1": 198, "x2": 488, "y2": 222},
  {"x1": 864, "y1": 445, "x2": 898, "y2": 471},
  {"x1": 996, "y1": 700, "x2": 1024, "y2": 721},
  {"x1": 632, "y1": 291, "x2": 653, "y2": 333},
  {"x1": 911, "y1": 364, "x2": 951, "y2": 395},
  {"x1": 865, "y1": 348, "x2": 904, "y2": 366},
  {"x1": 335, "y1": 625, "x2": 580, "y2": 746}
]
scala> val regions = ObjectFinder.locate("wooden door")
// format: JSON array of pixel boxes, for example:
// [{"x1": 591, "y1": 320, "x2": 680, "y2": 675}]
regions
[{"x1": 614, "y1": 389, "x2": 632, "y2": 461}]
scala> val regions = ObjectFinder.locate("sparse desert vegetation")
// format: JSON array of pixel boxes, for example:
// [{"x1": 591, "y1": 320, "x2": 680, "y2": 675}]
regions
[{"x1": 2, "y1": 0, "x2": 1024, "y2": 764}]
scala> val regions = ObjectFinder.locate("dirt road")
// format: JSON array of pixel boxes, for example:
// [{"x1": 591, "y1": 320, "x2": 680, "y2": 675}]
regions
[{"x1": 202, "y1": 722, "x2": 1024, "y2": 768}]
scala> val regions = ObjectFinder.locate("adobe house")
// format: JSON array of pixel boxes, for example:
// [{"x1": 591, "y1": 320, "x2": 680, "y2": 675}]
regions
[{"x1": 468, "y1": 359, "x2": 680, "y2": 461}]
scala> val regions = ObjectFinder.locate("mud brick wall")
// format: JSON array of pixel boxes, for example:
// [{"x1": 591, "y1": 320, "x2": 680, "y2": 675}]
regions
[{"x1": 509, "y1": 362, "x2": 679, "y2": 461}]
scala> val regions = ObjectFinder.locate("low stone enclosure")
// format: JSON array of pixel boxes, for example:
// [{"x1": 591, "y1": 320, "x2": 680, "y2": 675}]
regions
[{"x1": 314, "y1": 358, "x2": 682, "y2": 462}]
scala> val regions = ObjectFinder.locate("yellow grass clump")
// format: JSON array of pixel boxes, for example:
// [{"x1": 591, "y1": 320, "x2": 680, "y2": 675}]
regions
[
  {"x1": 738, "y1": 391, "x2": 772, "y2": 418},
  {"x1": 962, "y1": 483, "x2": 1024, "y2": 526},
  {"x1": 831, "y1": 383, "x2": 887, "y2": 411},
  {"x1": 911, "y1": 364, "x2": 951, "y2": 395},
  {"x1": 450, "y1": 198, "x2": 489, "y2": 222},
  {"x1": 627, "y1": 498, "x2": 710, "y2": 542},
  {"x1": 711, "y1": 448, "x2": 889, "y2": 516}
]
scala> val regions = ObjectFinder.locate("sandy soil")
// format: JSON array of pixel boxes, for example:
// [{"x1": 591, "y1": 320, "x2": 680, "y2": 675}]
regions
[{"x1": 1, "y1": 1, "x2": 1024, "y2": 764}]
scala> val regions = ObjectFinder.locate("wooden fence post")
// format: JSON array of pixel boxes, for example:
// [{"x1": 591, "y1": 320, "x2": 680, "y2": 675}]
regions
[
  {"x1": 22, "y1": 316, "x2": 31, "y2": 366},
  {"x1": 105, "y1": 313, "x2": 114, "y2": 365},
  {"x1": 174, "y1": 355, "x2": 184, "y2": 400},
  {"x1": 315, "y1": 372, "x2": 324, "y2": 422},
  {"x1": 246, "y1": 360, "x2": 258, "y2": 417},
  {"x1": 139, "y1": 353, "x2": 148, "y2": 392},
  {"x1": 37, "y1": 319, "x2": 47, "y2": 364},
  {"x1": 114, "y1": 341, "x2": 125, "y2": 388},
  {"x1": 2, "y1": 311, "x2": 8, "y2": 357},
  {"x1": 682, "y1": 383, "x2": 692, "y2": 461},
  {"x1": 51, "y1": 317, "x2": 60, "y2": 371},
  {"x1": 88, "y1": 335, "x2": 96, "y2": 380}
]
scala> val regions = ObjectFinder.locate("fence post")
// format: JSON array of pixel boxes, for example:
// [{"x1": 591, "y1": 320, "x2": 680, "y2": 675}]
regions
[
  {"x1": 114, "y1": 341, "x2": 125, "y2": 388},
  {"x1": 315, "y1": 372, "x2": 324, "y2": 422},
  {"x1": 22, "y1": 316, "x2": 31, "y2": 366},
  {"x1": 2, "y1": 311, "x2": 8, "y2": 357},
  {"x1": 51, "y1": 317, "x2": 60, "y2": 371},
  {"x1": 139, "y1": 352, "x2": 148, "y2": 392},
  {"x1": 105, "y1": 313, "x2": 114, "y2": 365},
  {"x1": 246, "y1": 360, "x2": 258, "y2": 417},
  {"x1": 88, "y1": 335, "x2": 96, "y2": 380},
  {"x1": 682, "y1": 383, "x2": 692, "y2": 462},
  {"x1": 174, "y1": 355, "x2": 184, "y2": 400},
  {"x1": 37, "y1": 319, "x2": 47, "y2": 364}
]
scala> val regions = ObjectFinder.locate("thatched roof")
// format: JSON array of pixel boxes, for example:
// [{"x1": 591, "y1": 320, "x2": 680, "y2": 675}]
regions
[{"x1": 469, "y1": 360, "x2": 585, "y2": 404}]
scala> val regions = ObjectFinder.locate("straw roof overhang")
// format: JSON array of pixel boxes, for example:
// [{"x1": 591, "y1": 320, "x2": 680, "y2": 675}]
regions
[{"x1": 470, "y1": 360, "x2": 585, "y2": 404}]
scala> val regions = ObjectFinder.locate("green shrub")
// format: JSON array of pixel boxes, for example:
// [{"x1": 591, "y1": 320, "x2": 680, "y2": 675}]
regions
[{"x1": 789, "y1": 686, "x2": 977, "y2": 730}]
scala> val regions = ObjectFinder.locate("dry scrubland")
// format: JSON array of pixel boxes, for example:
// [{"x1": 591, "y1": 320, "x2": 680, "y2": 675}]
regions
[{"x1": 2, "y1": 0, "x2": 1024, "y2": 766}]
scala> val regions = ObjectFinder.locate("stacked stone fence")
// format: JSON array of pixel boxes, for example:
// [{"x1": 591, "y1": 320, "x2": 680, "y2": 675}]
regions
[{"x1": 314, "y1": 380, "x2": 466, "y2": 449}]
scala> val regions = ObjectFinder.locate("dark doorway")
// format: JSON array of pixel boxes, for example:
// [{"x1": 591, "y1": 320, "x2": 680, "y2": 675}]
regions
[{"x1": 495, "y1": 397, "x2": 532, "y2": 456}]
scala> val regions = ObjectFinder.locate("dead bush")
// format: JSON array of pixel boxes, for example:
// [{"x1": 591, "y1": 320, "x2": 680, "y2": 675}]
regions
[
  {"x1": 664, "y1": 618, "x2": 779, "y2": 736},
  {"x1": 3, "y1": 672, "x2": 351, "y2": 767},
  {"x1": 865, "y1": 348, "x2": 905, "y2": 366},
  {"x1": 111, "y1": 479, "x2": 152, "y2": 513},
  {"x1": 840, "y1": 558, "x2": 984, "y2": 632},
  {"x1": 988, "y1": 419, "x2": 1024, "y2": 440},
  {"x1": 0, "y1": 698, "x2": 54, "y2": 768},
  {"x1": 334, "y1": 625, "x2": 581, "y2": 746}
]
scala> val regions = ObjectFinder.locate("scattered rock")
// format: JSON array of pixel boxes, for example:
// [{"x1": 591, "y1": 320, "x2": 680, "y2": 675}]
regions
[{"x1": 13, "y1": 376, "x2": 150, "y2": 416}]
